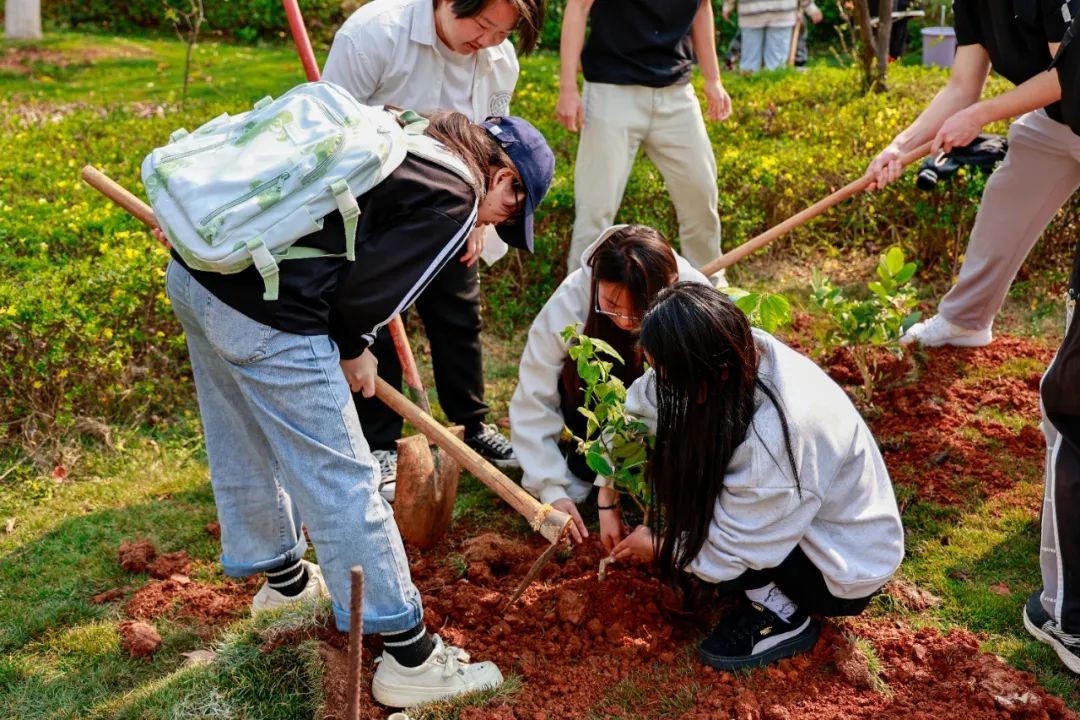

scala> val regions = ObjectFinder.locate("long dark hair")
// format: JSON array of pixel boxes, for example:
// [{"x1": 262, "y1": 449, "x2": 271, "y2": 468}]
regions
[
  {"x1": 423, "y1": 111, "x2": 519, "y2": 214},
  {"x1": 560, "y1": 225, "x2": 678, "y2": 410},
  {"x1": 638, "y1": 283, "x2": 800, "y2": 581}
]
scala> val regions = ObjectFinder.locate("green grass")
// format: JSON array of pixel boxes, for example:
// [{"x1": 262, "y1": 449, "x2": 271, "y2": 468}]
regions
[{"x1": 0, "y1": 31, "x2": 308, "y2": 105}]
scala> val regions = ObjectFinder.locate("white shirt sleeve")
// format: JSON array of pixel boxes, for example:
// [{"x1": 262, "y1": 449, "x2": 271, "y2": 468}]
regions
[
  {"x1": 322, "y1": 31, "x2": 384, "y2": 103},
  {"x1": 511, "y1": 276, "x2": 594, "y2": 505}
]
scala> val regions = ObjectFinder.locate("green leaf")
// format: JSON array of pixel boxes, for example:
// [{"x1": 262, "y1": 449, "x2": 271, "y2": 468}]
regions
[
  {"x1": 884, "y1": 245, "x2": 905, "y2": 275},
  {"x1": 757, "y1": 294, "x2": 792, "y2": 333},
  {"x1": 586, "y1": 449, "x2": 614, "y2": 477}
]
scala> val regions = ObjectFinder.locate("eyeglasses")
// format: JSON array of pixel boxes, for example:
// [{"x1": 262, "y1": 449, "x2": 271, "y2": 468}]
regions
[{"x1": 594, "y1": 287, "x2": 641, "y2": 323}]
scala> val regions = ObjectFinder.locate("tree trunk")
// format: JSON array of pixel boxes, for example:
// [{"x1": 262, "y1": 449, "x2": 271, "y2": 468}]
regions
[
  {"x1": 5, "y1": 0, "x2": 43, "y2": 40},
  {"x1": 852, "y1": 0, "x2": 892, "y2": 93}
]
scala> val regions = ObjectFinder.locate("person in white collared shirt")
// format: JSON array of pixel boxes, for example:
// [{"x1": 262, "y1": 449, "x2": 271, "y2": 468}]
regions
[{"x1": 323, "y1": 0, "x2": 545, "y2": 498}]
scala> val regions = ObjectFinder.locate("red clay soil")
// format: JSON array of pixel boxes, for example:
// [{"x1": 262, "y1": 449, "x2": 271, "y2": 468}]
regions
[
  {"x1": 310, "y1": 532, "x2": 1077, "y2": 719},
  {"x1": 124, "y1": 574, "x2": 260, "y2": 627},
  {"x1": 114, "y1": 537, "x2": 260, "y2": 628},
  {"x1": 815, "y1": 335, "x2": 1055, "y2": 507},
  {"x1": 117, "y1": 620, "x2": 162, "y2": 659}
]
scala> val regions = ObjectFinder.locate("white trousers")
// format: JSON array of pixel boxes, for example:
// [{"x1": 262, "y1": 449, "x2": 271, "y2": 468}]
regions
[{"x1": 567, "y1": 81, "x2": 722, "y2": 280}]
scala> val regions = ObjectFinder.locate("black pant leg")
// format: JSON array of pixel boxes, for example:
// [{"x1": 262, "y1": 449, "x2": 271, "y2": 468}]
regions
[
  {"x1": 415, "y1": 256, "x2": 489, "y2": 433},
  {"x1": 729, "y1": 545, "x2": 877, "y2": 617},
  {"x1": 1039, "y1": 241, "x2": 1080, "y2": 634},
  {"x1": 351, "y1": 315, "x2": 405, "y2": 451}
]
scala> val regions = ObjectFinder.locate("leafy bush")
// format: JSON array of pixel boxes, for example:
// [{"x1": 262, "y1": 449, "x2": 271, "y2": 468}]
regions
[
  {"x1": 3, "y1": 41, "x2": 1078, "y2": 457},
  {"x1": 810, "y1": 245, "x2": 921, "y2": 401},
  {"x1": 42, "y1": 0, "x2": 351, "y2": 45}
]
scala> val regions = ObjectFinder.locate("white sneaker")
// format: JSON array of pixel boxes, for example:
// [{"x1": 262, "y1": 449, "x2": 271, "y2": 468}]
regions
[
  {"x1": 371, "y1": 634, "x2": 504, "y2": 708},
  {"x1": 899, "y1": 314, "x2": 992, "y2": 348},
  {"x1": 250, "y1": 560, "x2": 328, "y2": 615},
  {"x1": 373, "y1": 449, "x2": 397, "y2": 502}
]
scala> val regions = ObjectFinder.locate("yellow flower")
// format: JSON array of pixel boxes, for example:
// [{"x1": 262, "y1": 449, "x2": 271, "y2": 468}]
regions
[
  {"x1": 32, "y1": 380, "x2": 42, "y2": 389},
  {"x1": 103, "y1": 328, "x2": 114, "y2": 339}
]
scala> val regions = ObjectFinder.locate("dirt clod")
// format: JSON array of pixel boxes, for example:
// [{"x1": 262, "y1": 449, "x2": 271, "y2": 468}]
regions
[
  {"x1": 118, "y1": 539, "x2": 156, "y2": 573},
  {"x1": 147, "y1": 550, "x2": 192, "y2": 579},
  {"x1": 118, "y1": 620, "x2": 161, "y2": 658}
]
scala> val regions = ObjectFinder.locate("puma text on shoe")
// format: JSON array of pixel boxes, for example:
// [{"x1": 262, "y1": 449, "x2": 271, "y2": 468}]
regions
[{"x1": 699, "y1": 601, "x2": 819, "y2": 671}]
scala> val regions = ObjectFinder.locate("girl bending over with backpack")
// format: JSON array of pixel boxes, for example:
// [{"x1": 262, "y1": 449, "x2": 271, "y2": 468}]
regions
[
  {"x1": 510, "y1": 224, "x2": 709, "y2": 543},
  {"x1": 162, "y1": 109, "x2": 553, "y2": 707},
  {"x1": 606, "y1": 283, "x2": 903, "y2": 670}
]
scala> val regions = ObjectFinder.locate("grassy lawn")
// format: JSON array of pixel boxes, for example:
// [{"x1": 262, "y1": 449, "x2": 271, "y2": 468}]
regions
[{"x1": 2, "y1": 29, "x2": 1078, "y2": 718}]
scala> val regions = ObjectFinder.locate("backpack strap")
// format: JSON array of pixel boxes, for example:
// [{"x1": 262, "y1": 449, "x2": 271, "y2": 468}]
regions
[
  {"x1": 406, "y1": 134, "x2": 479, "y2": 194},
  {"x1": 246, "y1": 237, "x2": 282, "y2": 302},
  {"x1": 330, "y1": 179, "x2": 360, "y2": 261}
]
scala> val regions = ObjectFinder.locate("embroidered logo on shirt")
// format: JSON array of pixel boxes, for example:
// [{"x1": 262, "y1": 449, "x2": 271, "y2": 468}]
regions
[{"x1": 488, "y1": 91, "x2": 511, "y2": 117}]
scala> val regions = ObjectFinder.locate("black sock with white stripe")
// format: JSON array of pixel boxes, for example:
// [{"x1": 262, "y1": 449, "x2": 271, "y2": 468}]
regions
[
  {"x1": 264, "y1": 559, "x2": 309, "y2": 597},
  {"x1": 381, "y1": 622, "x2": 435, "y2": 667}
]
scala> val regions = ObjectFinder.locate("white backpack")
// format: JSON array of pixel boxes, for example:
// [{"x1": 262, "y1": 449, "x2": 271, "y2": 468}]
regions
[{"x1": 141, "y1": 81, "x2": 476, "y2": 300}]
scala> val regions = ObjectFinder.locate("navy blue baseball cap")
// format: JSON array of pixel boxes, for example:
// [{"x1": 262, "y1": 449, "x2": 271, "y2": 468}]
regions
[{"x1": 481, "y1": 116, "x2": 554, "y2": 252}]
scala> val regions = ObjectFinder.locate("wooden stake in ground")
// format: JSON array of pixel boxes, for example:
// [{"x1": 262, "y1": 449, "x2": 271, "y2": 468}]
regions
[{"x1": 346, "y1": 566, "x2": 364, "y2": 720}]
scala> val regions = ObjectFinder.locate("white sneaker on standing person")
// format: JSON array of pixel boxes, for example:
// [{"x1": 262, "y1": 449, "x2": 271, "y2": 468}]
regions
[
  {"x1": 323, "y1": 0, "x2": 546, "y2": 493},
  {"x1": 868, "y1": 1, "x2": 1080, "y2": 349}
]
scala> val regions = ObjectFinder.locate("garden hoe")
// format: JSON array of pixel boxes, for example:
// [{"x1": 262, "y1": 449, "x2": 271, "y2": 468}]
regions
[
  {"x1": 79, "y1": 166, "x2": 573, "y2": 596},
  {"x1": 280, "y1": 0, "x2": 460, "y2": 550},
  {"x1": 699, "y1": 141, "x2": 934, "y2": 277}
]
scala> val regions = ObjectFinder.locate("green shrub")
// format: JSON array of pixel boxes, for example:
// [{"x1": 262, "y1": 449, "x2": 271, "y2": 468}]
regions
[
  {"x1": 3, "y1": 43, "x2": 1078, "y2": 456},
  {"x1": 42, "y1": 0, "x2": 350, "y2": 45}
]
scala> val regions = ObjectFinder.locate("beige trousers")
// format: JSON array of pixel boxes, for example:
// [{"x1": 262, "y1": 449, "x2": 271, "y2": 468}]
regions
[
  {"x1": 566, "y1": 81, "x2": 722, "y2": 278},
  {"x1": 939, "y1": 110, "x2": 1080, "y2": 330}
]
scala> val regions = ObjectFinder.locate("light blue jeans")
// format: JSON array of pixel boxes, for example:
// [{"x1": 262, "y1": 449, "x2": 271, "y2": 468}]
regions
[
  {"x1": 740, "y1": 25, "x2": 795, "y2": 72},
  {"x1": 166, "y1": 261, "x2": 423, "y2": 633}
]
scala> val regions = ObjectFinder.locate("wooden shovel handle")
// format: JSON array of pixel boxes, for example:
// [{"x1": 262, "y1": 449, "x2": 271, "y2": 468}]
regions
[
  {"x1": 700, "y1": 141, "x2": 934, "y2": 277},
  {"x1": 375, "y1": 377, "x2": 572, "y2": 544},
  {"x1": 81, "y1": 165, "x2": 159, "y2": 230}
]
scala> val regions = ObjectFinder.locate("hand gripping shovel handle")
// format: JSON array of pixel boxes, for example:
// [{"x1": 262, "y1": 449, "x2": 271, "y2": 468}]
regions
[
  {"x1": 375, "y1": 377, "x2": 573, "y2": 544},
  {"x1": 281, "y1": 0, "x2": 433, "y2": 416},
  {"x1": 700, "y1": 141, "x2": 934, "y2": 277}
]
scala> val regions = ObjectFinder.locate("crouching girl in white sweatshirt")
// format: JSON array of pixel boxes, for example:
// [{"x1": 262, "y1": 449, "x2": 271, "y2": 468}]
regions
[
  {"x1": 510, "y1": 225, "x2": 708, "y2": 542},
  {"x1": 607, "y1": 283, "x2": 904, "y2": 670}
]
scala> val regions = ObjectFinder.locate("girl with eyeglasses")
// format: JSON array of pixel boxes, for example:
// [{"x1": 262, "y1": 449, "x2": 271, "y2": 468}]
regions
[
  {"x1": 605, "y1": 282, "x2": 904, "y2": 671},
  {"x1": 510, "y1": 224, "x2": 710, "y2": 544}
]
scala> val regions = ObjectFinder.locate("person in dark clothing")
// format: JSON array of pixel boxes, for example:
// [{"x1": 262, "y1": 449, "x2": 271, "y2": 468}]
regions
[
  {"x1": 557, "y1": 0, "x2": 732, "y2": 285},
  {"x1": 1025, "y1": 9, "x2": 1080, "y2": 676},
  {"x1": 323, "y1": 0, "x2": 549, "y2": 499},
  {"x1": 163, "y1": 110, "x2": 554, "y2": 706},
  {"x1": 869, "y1": 0, "x2": 1078, "y2": 348}
]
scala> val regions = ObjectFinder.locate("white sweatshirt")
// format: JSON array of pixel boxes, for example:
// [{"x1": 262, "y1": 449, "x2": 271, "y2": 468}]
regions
[
  {"x1": 619, "y1": 329, "x2": 904, "y2": 599},
  {"x1": 510, "y1": 226, "x2": 709, "y2": 506}
]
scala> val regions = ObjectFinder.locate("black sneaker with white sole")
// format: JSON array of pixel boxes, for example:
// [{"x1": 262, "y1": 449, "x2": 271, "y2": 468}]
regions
[
  {"x1": 699, "y1": 601, "x2": 819, "y2": 671},
  {"x1": 466, "y1": 423, "x2": 519, "y2": 469},
  {"x1": 1023, "y1": 589, "x2": 1080, "y2": 674}
]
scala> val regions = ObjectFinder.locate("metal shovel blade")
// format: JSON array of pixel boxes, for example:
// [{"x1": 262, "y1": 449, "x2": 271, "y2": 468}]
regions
[{"x1": 392, "y1": 427, "x2": 464, "y2": 549}]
